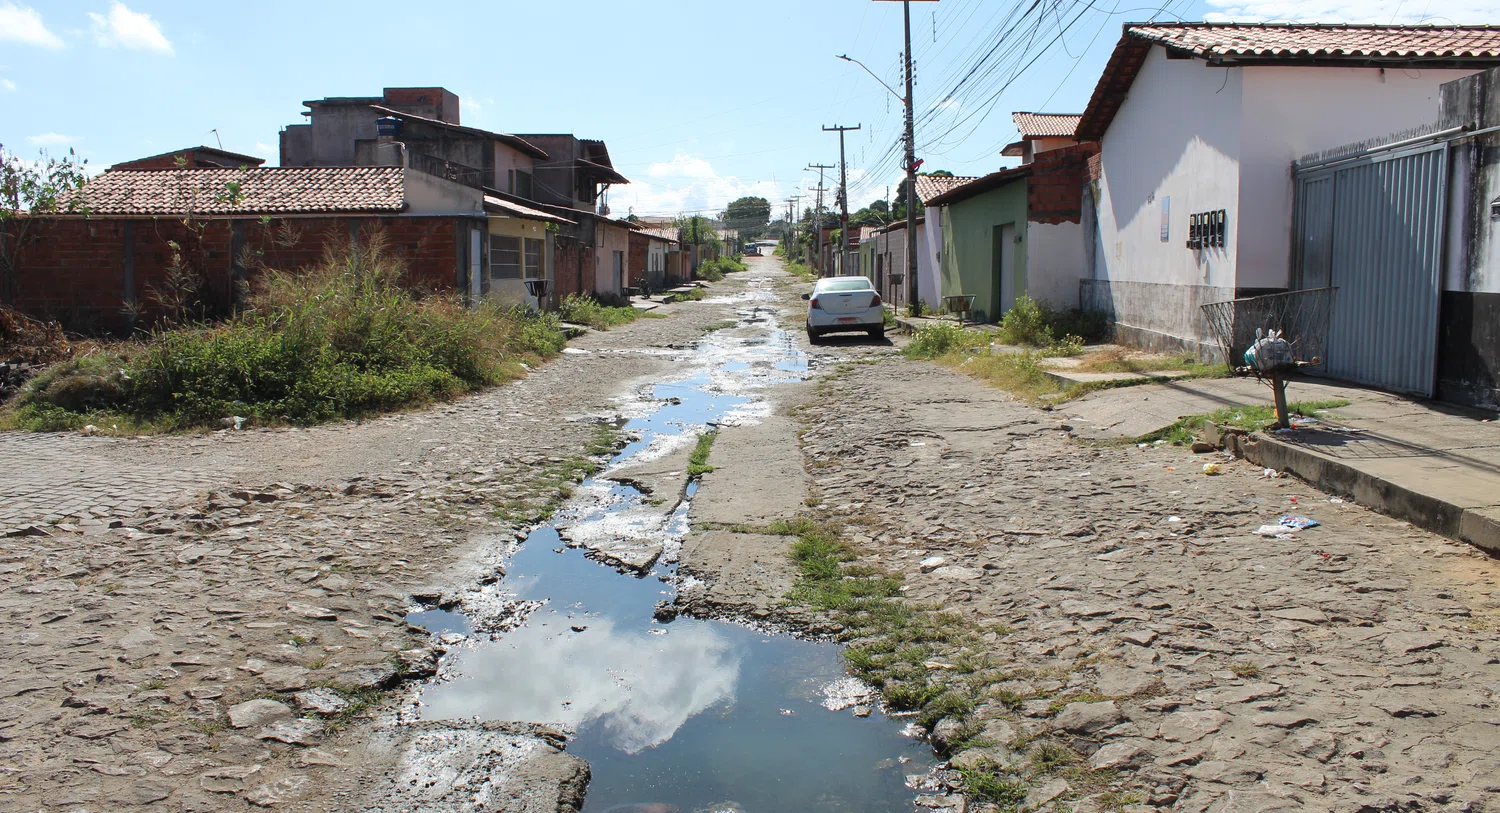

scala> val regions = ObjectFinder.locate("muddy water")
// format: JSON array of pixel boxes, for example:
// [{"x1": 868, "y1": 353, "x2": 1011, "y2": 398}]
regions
[{"x1": 411, "y1": 275, "x2": 933, "y2": 812}]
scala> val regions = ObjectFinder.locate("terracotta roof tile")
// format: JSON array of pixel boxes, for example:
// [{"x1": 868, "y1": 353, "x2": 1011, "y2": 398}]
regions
[
  {"x1": 1078, "y1": 23, "x2": 1500, "y2": 141},
  {"x1": 68, "y1": 167, "x2": 408, "y2": 216},
  {"x1": 913, "y1": 175, "x2": 980, "y2": 205},
  {"x1": 1129, "y1": 22, "x2": 1500, "y2": 60},
  {"x1": 1012, "y1": 112, "x2": 1082, "y2": 138}
]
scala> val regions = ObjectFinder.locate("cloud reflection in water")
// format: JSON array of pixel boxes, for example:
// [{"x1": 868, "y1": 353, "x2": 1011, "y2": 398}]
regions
[{"x1": 421, "y1": 617, "x2": 740, "y2": 754}]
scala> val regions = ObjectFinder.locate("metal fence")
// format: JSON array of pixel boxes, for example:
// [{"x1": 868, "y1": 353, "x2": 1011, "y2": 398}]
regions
[{"x1": 1200, "y1": 287, "x2": 1335, "y2": 371}]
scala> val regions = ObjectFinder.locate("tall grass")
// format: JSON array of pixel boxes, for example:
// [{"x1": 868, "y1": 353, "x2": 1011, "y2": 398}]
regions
[
  {"x1": 696, "y1": 256, "x2": 747, "y2": 282},
  {"x1": 5, "y1": 238, "x2": 565, "y2": 431},
  {"x1": 558, "y1": 294, "x2": 643, "y2": 329}
]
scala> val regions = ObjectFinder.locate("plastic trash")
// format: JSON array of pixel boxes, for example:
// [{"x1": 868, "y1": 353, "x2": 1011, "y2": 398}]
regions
[
  {"x1": 1261, "y1": 468, "x2": 1282, "y2": 479},
  {"x1": 1244, "y1": 328, "x2": 1294, "y2": 372},
  {"x1": 1202, "y1": 463, "x2": 1222, "y2": 475},
  {"x1": 1253, "y1": 524, "x2": 1293, "y2": 539},
  {"x1": 1329, "y1": 497, "x2": 1344, "y2": 504},
  {"x1": 1278, "y1": 515, "x2": 1320, "y2": 530}
]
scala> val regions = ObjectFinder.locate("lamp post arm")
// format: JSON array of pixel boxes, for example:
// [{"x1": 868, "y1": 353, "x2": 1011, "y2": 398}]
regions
[{"x1": 836, "y1": 54, "x2": 905, "y2": 103}]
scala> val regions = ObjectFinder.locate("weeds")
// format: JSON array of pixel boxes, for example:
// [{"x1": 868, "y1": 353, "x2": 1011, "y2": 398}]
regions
[
  {"x1": 688, "y1": 430, "x2": 717, "y2": 476},
  {"x1": 903, "y1": 323, "x2": 988, "y2": 360},
  {"x1": 998, "y1": 296, "x2": 1107, "y2": 348},
  {"x1": 775, "y1": 517, "x2": 993, "y2": 739},
  {"x1": 4, "y1": 239, "x2": 567, "y2": 432},
  {"x1": 696, "y1": 256, "x2": 747, "y2": 282},
  {"x1": 702, "y1": 321, "x2": 737, "y2": 333},
  {"x1": 785, "y1": 260, "x2": 818, "y2": 282},
  {"x1": 559, "y1": 294, "x2": 643, "y2": 330},
  {"x1": 1140, "y1": 398, "x2": 1352, "y2": 446},
  {"x1": 1230, "y1": 660, "x2": 1262, "y2": 678}
]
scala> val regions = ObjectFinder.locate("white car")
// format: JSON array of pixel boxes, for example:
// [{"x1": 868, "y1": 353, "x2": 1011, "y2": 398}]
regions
[{"x1": 803, "y1": 276, "x2": 885, "y2": 342}]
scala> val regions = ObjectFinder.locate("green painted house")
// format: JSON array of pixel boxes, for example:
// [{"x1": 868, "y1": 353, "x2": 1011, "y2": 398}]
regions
[{"x1": 926, "y1": 143, "x2": 1097, "y2": 324}]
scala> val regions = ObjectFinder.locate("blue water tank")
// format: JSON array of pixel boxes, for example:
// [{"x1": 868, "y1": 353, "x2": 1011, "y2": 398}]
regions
[{"x1": 375, "y1": 117, "x2": 403, "y2": 138}]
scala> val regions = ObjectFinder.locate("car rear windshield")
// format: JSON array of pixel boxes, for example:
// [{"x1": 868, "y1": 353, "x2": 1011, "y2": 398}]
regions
[{"x1": 819, "y1": 278, "x2": 874, "y2": 292}]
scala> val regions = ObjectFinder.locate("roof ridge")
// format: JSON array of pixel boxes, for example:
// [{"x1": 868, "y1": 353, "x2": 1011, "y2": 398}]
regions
[{"x1": 1127, "y1": 21, "x2": 1500, "y2": 30}]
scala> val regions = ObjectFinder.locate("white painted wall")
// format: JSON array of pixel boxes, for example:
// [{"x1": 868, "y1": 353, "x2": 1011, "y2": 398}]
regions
[
  {"x1": 1238, "y1": 64, "x2": 1473, "y2": 289},
  {"x1": 921, "y1": 206, "x2": 943, "y2": 308},
  {"x1": 594, "y1": 221, "x2": 630, "y2": 295},
  {"x1": 1094, "y1": 46, "x2": 1243, "y2": 290},
  {"x1": 494, "y1": 143, "x2": 536, "y2": 194},
  {"x1": 403, "y1": 168, "x2": 484, "y2": 215},
  {"x1": 1025, "y1": 221, "x2": 1088, "y2": 309}
]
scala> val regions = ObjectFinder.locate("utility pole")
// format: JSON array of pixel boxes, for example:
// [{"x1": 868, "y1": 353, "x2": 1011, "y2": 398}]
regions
[
  {"x1": 823, "y1": 124, "x2": 860, "y2": 277},
  {"x1": 807, "y1": 163, "x2": 834, "y2": 273},
  {"x1": 863, "y1": 0, "x2": 937, "y2": 310}
]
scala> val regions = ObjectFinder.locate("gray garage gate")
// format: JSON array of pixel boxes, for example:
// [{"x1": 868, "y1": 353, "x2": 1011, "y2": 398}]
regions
[{"x1": 1292, "y1": 142, "x2": 1448, "y2": 396}]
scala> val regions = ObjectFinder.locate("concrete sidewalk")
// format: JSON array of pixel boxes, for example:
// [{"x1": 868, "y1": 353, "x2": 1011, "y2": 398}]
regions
[{"x1": 1061, "y1": 375, "x2": 1500, "y2": 554}]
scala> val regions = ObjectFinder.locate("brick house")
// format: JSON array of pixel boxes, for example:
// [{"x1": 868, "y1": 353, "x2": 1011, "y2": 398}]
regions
[
  {"x1": 4, "y1": 165, "x2": 519, "y2": 332},
  {"x1": 279, "y1": 88, "x2": 633, "y2": 301}
]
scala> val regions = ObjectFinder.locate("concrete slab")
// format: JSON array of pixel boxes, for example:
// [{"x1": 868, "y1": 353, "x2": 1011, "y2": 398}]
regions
[
  {"x1": 676, "y1": 531, "x2": 796, "y2": 620},
  {"x1": 1065, "y1": 375, "x2": 1500, "y2": 554},
  {"x1": 689, "y1": 414, "x2": 808, "y2": 527},
  {"x1": 1042, "y1": 369, "x2": 1194, "y2": 389}
]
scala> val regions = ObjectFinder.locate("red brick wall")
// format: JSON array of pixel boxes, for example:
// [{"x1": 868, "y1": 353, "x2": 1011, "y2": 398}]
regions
[
  {"x1": 7, "y1": 215, "x2": 462, "y2": 333},
  {"x1": 1027, "y1": 142, "x2": 1099, "y2": 225},
  {"x1": 627, "y1": 232, "x2": 648, "y2": 288},
  {"x1": 551, "y1": 235, "x2": 587, "y2": 302}
]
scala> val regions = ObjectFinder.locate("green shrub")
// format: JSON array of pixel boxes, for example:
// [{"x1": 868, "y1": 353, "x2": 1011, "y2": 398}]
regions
[
  {"x1": 19, "y1": 353, "x2": 129, "y2": 413},
  {"x1": 696, "y1": 256, "x2": 747, "y2": 282},
  {"x1": 6, "y1": 237, "x2": 566, "y2": 431},
  {"x1": 999, "y1": 295, "x2": 1107, "y2": 349},
  {"x1": 904, "y1": 322, "x2": 988, "y2": 359},
  {"x1": 558, "y1": 294, "x2": 641, "y2": 330}
]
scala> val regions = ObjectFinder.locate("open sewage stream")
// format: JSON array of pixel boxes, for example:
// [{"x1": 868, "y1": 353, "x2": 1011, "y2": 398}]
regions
[{"x1": 402, "y1": 272, "x2": 936, "y2": 812}]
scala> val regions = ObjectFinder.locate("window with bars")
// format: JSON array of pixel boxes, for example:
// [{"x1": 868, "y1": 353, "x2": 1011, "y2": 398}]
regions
[
  {"x1": 490, "y1": 235, "x2": 521, "y2": 279},
  {"x1": 524, "y1": 238, "x2": 543, "y2": 279}
]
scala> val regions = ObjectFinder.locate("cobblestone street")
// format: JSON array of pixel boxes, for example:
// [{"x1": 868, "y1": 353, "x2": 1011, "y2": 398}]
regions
[
  {"x1": 795, "y1": 357, "x2": 1500, "y2": 811},
  {"x1": 2, "y1": 257, "x2": 1497, "y2": 812}
]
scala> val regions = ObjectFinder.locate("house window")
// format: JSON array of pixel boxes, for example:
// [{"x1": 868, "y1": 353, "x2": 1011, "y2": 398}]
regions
[
  {"x1": 524, "y1": 238, "x2": 543, "y2": 279},
  {"x1": 490, "y1": 234, "x2": 521, "y2": 279},
  {"x1": 515, "y1": 170, "x2": 534, "y2": 200},
  {"x1": 578, "y1": 176, "x2": 595, "y2": 203}
]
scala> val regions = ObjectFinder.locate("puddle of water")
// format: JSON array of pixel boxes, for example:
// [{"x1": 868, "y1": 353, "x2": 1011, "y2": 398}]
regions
[{"x1": 412, "y1": 271, "x2": 933, "y2": 812}]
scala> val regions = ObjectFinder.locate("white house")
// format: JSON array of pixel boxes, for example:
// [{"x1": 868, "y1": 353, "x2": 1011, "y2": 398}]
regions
[{"x1": 1079, "y1": 22, "x2": 1500, "y2": 356}]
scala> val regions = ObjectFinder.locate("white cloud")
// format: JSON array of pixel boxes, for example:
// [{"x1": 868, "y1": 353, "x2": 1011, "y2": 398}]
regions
[
  {"x1": 27, "y1": 132, "x2": 76, "y2": 147},
  {"x1": 0, "y1": 78, "x2": 15, "y2": 91},
  {"x1": 89, "y1": 2, "x2": 172, "y2": 54},
  {"x1": 623, "y1": 153, "x2": 785, "y2": 217},
  {"x1": 253, "y1": 140, "x2": 276, "y2": 158},
  {"x1": 1205, "y1": 0, "x2": 1500, "y2": 23},
  {"x1": 0, "y1": 2, "x2": 63, "y2": 48}
]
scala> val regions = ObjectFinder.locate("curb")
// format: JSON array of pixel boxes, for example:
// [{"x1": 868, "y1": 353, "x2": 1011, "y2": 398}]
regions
[{"x1": 1213, "y1": 423, "x2": 1500, "y2": 556}]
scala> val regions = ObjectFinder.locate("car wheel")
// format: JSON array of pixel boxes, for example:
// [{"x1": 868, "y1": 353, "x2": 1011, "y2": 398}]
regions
[
  {"x1": 806, "y1": 327, "x2": 820, "y2": 344},
  {"x1": 868, "y1": 326, "x2": 885, "y2": 340}
]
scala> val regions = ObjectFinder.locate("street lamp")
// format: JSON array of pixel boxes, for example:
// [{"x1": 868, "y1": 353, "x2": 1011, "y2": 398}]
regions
[{"x1": 846, "y1": 0, "x2": 937, "y2": 314}]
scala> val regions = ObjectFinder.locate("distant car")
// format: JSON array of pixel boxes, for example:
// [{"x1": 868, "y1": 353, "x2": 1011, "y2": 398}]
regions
[{"x1": 803, "y1": 276, "x2": 884, "y2": 342}]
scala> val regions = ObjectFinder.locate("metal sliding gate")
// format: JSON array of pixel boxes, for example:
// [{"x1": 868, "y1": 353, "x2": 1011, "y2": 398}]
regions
[{"x1": 1292, "y1": 143, "x2": 1448, "y2": 396}]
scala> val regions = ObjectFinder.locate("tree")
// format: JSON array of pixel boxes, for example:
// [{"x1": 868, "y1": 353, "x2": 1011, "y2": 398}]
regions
[
  {"x1": 893, "y1": 170, "x2": 953, "y2": 220},
  {"x1": 0, "y1": 145, "x2": 88, "y2": 305},
  {"x1": 722, "y1": 196, "x2": 771, "y2": 238},
  {"x1": 849, "y1": 199, "x2": 889, "y2": 228}
]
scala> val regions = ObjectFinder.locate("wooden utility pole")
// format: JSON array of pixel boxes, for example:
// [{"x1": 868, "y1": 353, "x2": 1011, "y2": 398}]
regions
[
  {"x1": 823, "y1": 124, "x2": 860, "y2": 277},
  {"x1": 807, "y1": 163, "x2": 834, "y2": 273},
  {"x1": 871, "y1": 0, "x2": 938, "y2": 310}
]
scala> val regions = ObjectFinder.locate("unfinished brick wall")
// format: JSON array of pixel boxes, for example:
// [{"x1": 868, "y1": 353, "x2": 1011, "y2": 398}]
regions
[
  {"x1": 551, "y1": 235, "x2": 587, "y2": 302},
  {"x1": 6, "y1": 215, "x2": 462, "y2": 333},
  {"x1": 1027, "y1": 143, "x2": 1099, "y2": 225},
  {"x1": 627, "y1": 232, "x2": 648, "y2": 288}
]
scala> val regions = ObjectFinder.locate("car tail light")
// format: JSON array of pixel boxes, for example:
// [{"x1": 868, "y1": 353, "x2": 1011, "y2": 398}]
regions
[
  {"x1": 871, "y1": 293, "x2": 883, "y2": 307},
  {"x1": 809, "y1": 297, "x2": 822, "y2": 310}
]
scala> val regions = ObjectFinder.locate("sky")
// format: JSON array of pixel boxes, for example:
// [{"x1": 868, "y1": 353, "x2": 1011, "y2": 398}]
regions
[{"x1": 3, "y1": 0, "x2": 1498, "y2": 220}]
